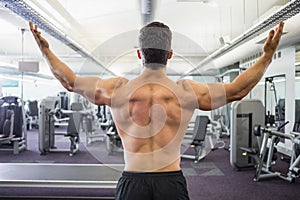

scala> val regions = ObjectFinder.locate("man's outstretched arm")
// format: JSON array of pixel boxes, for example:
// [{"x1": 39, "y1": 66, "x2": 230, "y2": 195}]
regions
[
  {"x1": 29, "y1": 22, "x2": 127, "y2": 106},
  {"x1": 29, "y1": 22, "x2": 76, "y2": 91},
  {"x1": 188, "y1": 21, "x2": 284, "y2": 110}
]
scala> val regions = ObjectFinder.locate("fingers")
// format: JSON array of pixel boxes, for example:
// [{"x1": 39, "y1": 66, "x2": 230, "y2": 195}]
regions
[
  {"x1": 273, "y1": 21, "x2": 284, "y2": 40},
  {"x1": 29, "y1": 22, "x2": 38, "y2": 34},
  {"x1": 29, "y1": 22, "x2": 33, "y2": 30},
  {"x1": 263, "y1": 21, "x2": 284, "y2": 54},
  {"x1": 29, "y1": 22, "x2": 41, "y2": 41},
  {"x1": 266, "y1": 21, "x2": 284, "y2": 45},
  {"x1": 264, "y1": 29, "x2": 274, "y2": 46},
  {"x1": 29, "y1": 21, "x2": 42, "y2": 50},
  {"x1": 29, "y1": 22, "x2": 37, "y2": 37},
  {"x1": 29, "y1": 22, "x2": 40, "y2": 36},
  {"x1": 269, "y1": 21, "x2": 284, "y2": 49},
  {"x1": 278, "y1": 21, "x2": 284, "y2": 29}
]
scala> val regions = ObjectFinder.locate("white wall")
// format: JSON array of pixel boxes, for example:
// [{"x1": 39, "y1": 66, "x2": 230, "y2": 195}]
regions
[{"x1": 296, "y1": 79, "x2": 300, "y2": 99}]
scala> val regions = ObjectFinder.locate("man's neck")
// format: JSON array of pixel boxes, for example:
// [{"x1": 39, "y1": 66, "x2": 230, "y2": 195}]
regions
[{"x1": 141, "y1": 67, "x2": 166, "y2": 79}]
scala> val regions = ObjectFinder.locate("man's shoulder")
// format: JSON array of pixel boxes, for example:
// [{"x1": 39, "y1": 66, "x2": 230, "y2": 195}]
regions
[
  {"x1": 112, "y1": 77, "x2": 129, "y2": 88},
  {"x1": 176, "y1": 79, "x2": 193, "y2": 90}
]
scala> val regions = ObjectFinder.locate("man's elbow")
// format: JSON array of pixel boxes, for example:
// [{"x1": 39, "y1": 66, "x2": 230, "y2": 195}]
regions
[
  {"x1": 65, "y1": 86, "x2": 74, "y2": 92},
  {"x1": 60, "y1": 80, "x2": 74, "y2": 92}
]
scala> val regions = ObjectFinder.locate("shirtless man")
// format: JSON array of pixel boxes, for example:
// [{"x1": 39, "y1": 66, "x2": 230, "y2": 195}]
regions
[{"x1": 30, "y1": 21, "x2": 284, "y2": 200}]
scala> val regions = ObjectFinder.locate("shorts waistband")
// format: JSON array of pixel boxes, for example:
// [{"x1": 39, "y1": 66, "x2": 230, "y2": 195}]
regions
[{"x1": 122, "y1": 170, "x2": 183, "y2": 177}]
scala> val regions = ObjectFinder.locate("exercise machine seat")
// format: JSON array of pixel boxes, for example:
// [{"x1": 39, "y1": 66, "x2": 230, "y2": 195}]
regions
[
  {"x1": 191, "y1": 115, "x2": 209, "y2": 146},
  {"x1": 0, "y1": 110, "x2": 14, "y2": 139},
  {"x1": 66, "y1": 102, "x2": 84, "y2": 137},
  {"x1": 27, "y1": 100, "x2": 39, "y2": 117},
  {"x1": 65, "y1": 102, "x2": 84, "y2": 156}
]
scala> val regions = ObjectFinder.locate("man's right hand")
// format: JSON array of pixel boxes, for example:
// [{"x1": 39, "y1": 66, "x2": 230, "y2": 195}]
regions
[{"x1": 29, "y1": 22, "x2": 49, "y2": 55}]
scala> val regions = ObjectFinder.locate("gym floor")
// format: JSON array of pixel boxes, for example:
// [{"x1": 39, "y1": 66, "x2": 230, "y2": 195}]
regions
[{"x1": 0, "y1": 128, "x2": 299, "y2": 200}]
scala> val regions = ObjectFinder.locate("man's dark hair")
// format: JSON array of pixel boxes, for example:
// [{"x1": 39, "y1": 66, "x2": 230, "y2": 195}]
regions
[{"x1": 138, "y1": 21, "x2": 172, "y2": 69}]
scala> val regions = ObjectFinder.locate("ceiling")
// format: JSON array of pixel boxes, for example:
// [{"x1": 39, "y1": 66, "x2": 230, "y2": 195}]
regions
[{"x1": 0, "y1": 0, "x2": 299, "y2": 80}]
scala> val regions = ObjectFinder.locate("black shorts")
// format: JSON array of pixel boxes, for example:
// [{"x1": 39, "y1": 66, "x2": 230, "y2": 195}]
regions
[{"x1": 115, "y1": 170, "x2": 190, "y2": 200}]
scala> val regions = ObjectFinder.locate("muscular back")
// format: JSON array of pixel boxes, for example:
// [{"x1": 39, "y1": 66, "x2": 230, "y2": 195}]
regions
[{"x1": 110, "y1": 72, "x2": 198, "y2": 172}]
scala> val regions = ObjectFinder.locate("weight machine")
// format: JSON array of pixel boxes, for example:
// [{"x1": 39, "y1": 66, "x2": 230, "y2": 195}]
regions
[
  {"x1": 241, "y1": 123, "x2": 300, "y2": 182},
  {"x1": 39, "y1": 96, "x2": 89, "y2": 156},
  {"x1": 0, "y1": 96, "x2": 27, "y2": 154},
  {"x1": 181, "y1": 115, "x2": 225, "y2": 163}
]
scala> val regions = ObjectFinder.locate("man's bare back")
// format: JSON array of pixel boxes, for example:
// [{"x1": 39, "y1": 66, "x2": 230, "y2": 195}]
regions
[{"x1": 111, "y1": 68, "x2": 198, "y2": 172}]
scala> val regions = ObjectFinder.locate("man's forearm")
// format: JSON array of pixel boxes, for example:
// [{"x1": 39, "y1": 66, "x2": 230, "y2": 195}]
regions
[
  {"x1": 231, "y1": 53, "x2": 273, "y2": 98},
  {"x1": 43, "y1": 48, "x2": 76, "y2": 91}
]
